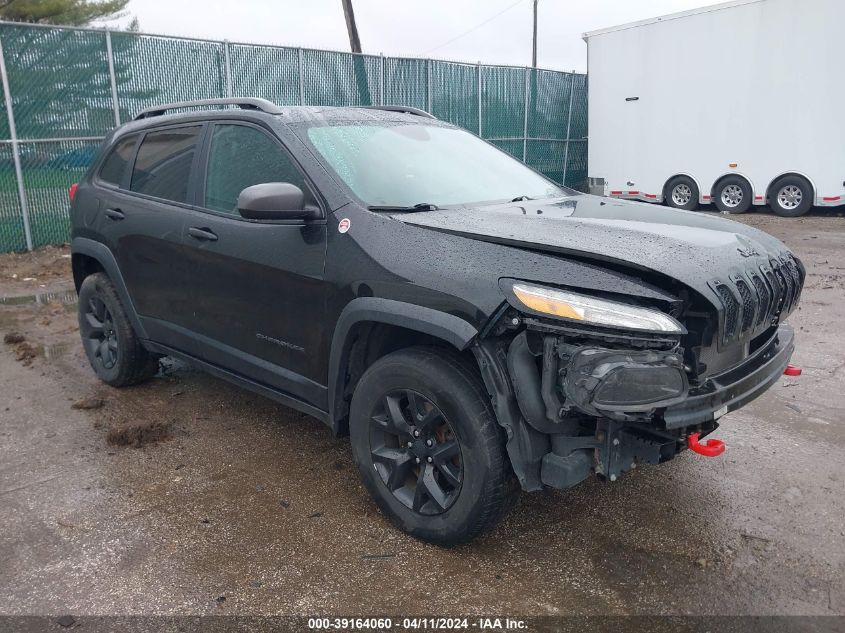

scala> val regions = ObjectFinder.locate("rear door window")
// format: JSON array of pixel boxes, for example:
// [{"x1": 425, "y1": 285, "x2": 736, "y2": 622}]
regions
[
  {"x1": 98, "y1": 134, "x2": 138, "y2": 186},
  {"x1": 204, "y1": 123, "x2": 308, "y2": 214},
  {"x1": 130, "y1": 126, "x2": 202, "y2": 204}
]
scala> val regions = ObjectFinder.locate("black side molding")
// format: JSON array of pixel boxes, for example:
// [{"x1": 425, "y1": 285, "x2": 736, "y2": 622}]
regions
[{"x1": 145, "y1": 341, "x2": 330, "y2": 425}]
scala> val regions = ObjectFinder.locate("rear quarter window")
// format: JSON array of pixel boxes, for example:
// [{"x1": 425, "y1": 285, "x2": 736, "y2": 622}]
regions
[{"x1": 98, "y1": 134, "x2": 138, "y2": 186}]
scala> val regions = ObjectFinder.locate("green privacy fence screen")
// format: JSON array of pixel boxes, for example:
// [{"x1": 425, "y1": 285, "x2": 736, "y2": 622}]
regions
[{"x1": 0, "y1": 21, "x2": 587, "y2": 252}]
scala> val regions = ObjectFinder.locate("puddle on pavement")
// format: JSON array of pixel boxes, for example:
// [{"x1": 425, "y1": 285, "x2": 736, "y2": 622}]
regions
[
  {"x1": 41, "y1": 341, "x2": 72, "y2": 360},
  {"x1": 0, "y1": 287, "x2": 78, "y2": 307},
  {"x1": 1, "y1": 287, "x2": 77, "y2": 363}
]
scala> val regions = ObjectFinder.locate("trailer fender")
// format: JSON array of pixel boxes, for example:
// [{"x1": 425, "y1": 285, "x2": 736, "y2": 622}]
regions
[{"x1": 663, "y1": 173, "x2": 702, "y2": 205}]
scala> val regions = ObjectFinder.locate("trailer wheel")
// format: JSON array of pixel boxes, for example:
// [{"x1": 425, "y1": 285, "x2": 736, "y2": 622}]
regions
[
  {"x1": 769, "y1": 175, "x2": 813, "y2": 217},
  {"x1": 713, "y1": 176, "x2": 752, "y2": 214},
  {"x1": 665, "y1": 176, "x2": 699, "y2": 211}
]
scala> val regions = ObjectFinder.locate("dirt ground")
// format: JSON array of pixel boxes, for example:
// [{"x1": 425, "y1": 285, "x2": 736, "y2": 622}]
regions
[{"x1": 0, "y1": 212, "x2": 843, "y2": 620}]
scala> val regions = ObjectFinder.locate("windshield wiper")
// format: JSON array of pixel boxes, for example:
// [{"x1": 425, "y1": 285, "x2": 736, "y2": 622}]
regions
[
  {"x1": 510, "y1": 195, "x2": 532, "y2": 202},
  {"x1": 367, "y1": 203, "x2": 441, "y2": 213}
]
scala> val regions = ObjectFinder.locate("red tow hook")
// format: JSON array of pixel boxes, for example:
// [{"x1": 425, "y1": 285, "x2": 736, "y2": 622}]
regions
[
  {"x1": 687, "y1": 432, "x2": 725, "y2": 457},
  {"x1": 784, "y1": 364, "x2": 802, "y2": 376}
]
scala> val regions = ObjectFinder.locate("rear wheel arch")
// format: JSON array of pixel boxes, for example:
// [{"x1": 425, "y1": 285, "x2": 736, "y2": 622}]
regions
[
  {"x1": 71, "y1": 253, "x2": 105, "y2": 291},
  {"x1": 328, "y1": 298, "x2": 479, "y2": 436},
  {"x1": 71, "y1": 238, "x2": 147, "y2": 340}
]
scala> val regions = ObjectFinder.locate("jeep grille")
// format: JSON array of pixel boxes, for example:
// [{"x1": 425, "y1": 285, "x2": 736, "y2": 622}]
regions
[{"x1": 711, "y1": 256, "x2": 803, "y2": 346}]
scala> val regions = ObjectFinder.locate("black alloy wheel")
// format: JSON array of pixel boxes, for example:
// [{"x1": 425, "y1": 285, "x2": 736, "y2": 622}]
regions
[
  {"x1": 77, "y1": 272, "x2": 159, "y2": 387},
  {"x1": 349, "y1": 346, "x2": 518, "y2": 545},
  {"x1": 369, "y1": 388, "x2": 463, "y2": 515},
  {"x1": 81, "y1": 295, "x2": 119, "y2": 370}
]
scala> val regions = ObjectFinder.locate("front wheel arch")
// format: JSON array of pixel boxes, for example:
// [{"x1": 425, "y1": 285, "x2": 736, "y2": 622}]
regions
[{"x1": 327, "y1": 298, "x2": 480, "y2": 435}]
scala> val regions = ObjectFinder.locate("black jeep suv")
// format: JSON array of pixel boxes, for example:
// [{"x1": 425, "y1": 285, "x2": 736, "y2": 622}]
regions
[{"x1": 70, "y1": 98, "x2": 803, "y2": 544}]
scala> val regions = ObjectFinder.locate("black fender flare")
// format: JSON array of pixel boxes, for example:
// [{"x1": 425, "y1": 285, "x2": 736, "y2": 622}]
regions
[
  {"x1": 327, "y1": 297, "x2": 478, "y2": 432},
  {"x1": 71, "y1": 237, "x2": 148, "y2": 340}
]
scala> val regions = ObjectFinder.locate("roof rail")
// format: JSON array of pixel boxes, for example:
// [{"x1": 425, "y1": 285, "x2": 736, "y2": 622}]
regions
[
  {"x1": 359, "y1": 105, "x2": 437, "y2": 119},
  {"x1": 133, "y1": 98, "x2": 283, "y2": 121}
]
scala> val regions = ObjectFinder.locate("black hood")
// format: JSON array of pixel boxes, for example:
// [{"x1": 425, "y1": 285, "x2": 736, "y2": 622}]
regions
[{"x1": 392, "y1": 194, "x2": 797, "y2": 308}]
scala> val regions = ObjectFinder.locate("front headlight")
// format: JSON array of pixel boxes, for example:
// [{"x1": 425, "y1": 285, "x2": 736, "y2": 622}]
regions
[{"x1": 510, "y1": 282, "x2": 685, "y2": 333}]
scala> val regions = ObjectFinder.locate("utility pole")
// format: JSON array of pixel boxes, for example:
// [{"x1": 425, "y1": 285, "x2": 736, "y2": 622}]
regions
[
  {"x1": 342, "y1": 0, "x2": 362, "y2": 53},
  {"x1": 532, "y1": 0, "x2": 538, "y2": 67},
  {"x1": 341, "y1": 0, "x2": 371, "y2": 104}
]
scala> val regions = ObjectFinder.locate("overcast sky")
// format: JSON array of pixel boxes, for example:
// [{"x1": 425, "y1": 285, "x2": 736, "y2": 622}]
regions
[{"x1": 108, "y1": 0, "x2": 722, "y2": 72}]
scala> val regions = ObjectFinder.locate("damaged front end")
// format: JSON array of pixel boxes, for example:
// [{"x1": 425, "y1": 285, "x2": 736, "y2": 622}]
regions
[{"x1": 473, "y1": 276, "x2": 798, "y2": 492}]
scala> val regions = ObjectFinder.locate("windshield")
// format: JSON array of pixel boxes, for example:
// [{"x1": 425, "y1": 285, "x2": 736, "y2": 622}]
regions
[{"x1": 304, "y1": 122, "x2": 567, "y2": 208}]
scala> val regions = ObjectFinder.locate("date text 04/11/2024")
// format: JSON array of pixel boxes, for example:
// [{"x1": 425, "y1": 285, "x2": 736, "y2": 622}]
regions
[{"x1": 307, "y1": 617, "x2": 527, "y2": 630}]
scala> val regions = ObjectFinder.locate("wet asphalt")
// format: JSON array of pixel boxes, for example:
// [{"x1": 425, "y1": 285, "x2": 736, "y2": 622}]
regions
[{"x1": 0, "y1": 212, "x2": 843, "y2": 618}]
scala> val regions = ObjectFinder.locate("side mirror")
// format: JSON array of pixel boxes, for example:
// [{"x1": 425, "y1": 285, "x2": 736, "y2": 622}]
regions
[{"x1": 237, "y1": 182, "x2": 318, "y2": 220}]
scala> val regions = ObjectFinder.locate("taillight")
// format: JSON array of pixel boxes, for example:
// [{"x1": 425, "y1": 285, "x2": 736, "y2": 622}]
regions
[{"x1": 69, "y1": 183, "x2": 78, "y2": 202}]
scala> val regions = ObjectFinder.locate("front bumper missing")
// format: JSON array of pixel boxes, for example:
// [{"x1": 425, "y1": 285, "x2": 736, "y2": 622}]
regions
[
  {"x1": 475, "y1": 322, "x2": 794, "y2": 493},
  {"x1": 559, "y1": 324, "x2": 794, "y2": 429},
  {"x1": 663, "y1": 324, "x2": 794, "y2": 428},
  {"x1": 540, "y1": 420, "x2": 682, "y2": 488},
  {"x1": 535, "y1": 324, "x2": 794, "y2": 489}
]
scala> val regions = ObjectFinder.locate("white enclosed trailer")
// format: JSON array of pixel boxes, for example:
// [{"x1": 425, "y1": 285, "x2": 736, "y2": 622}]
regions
[{"x1": 583, "y1": 0, "x2": 845, "y2": 217}]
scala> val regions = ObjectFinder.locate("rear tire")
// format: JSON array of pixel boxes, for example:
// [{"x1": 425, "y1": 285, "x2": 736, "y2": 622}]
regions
[
  {"x1": 78, "y1": 273, "x2": 159, "y2": 387},
  {"x1": 769, "y1": 175, "x2": 813, "y2": 217},
  {"x1": 665, "y1": 176, "x2": 699, "y2": 211},
  {"x1": 713, "y1": 176, "x2": 753, "y2": 214},
  {"x1": 349, "y1": 346, "x2": 518, "y2": 545}
]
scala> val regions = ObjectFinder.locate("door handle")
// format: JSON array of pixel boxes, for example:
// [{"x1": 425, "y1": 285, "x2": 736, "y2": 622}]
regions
[
  {"x1": 188, "y1": 227, "x2": 218, "y2": 242},
  {"x1": 104, "y1": 208, "x2": 125, "y2": 220}
]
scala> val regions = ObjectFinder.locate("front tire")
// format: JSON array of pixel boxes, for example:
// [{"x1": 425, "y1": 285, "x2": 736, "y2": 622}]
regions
[
  {"x1": 78, "y1": 273, "x2": 159, "y2": 387},
  {"x1": 769, "y1": 175, "x2": 813, "y2": 217},
  {"x1": 665, "y1": 176, "x2": 699, "y2": 211},
  {"x1": 713, "y1": 176, "x2": 753, "y2": 214},
  {"x1": 349, "y1": 346, "x2": 517, "y2": 545}
]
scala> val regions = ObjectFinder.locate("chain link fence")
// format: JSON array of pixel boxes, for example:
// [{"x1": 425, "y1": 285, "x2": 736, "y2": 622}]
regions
[{"x1": 0, "y1": 21, "x2": 587, "y2": 253}]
